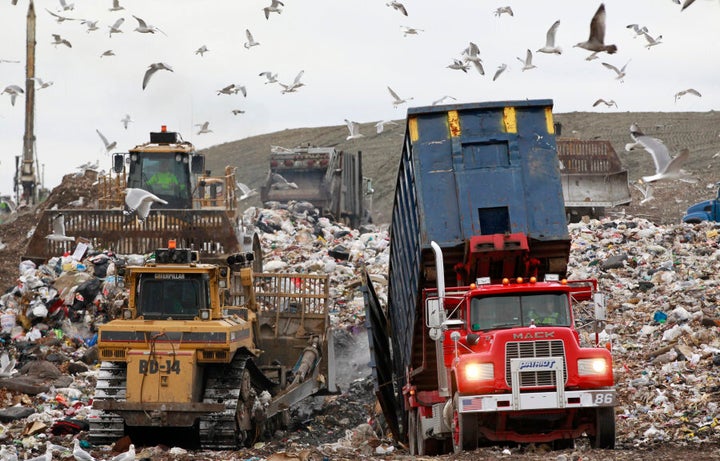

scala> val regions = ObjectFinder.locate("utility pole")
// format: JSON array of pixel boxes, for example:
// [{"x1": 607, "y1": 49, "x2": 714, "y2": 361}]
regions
[{"x1": 20, "y1": 0, "x2": 37, "y2": 205}]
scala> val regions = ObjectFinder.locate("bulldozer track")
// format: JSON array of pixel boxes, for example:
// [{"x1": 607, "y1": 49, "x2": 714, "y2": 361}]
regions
[{"x1": 88, "y1": 361, "x2": 127, "y2": 445}]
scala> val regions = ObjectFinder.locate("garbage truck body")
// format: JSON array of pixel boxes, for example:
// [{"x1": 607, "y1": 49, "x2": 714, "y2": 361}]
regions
[{"x1": 363, "y1": 100, "x2": 616, "y2": 454}]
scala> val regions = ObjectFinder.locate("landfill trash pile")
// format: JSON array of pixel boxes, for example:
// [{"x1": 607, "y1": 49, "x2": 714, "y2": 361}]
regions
[{"x1": 0, "y1": 171, "x2": 719, "y2": 460}]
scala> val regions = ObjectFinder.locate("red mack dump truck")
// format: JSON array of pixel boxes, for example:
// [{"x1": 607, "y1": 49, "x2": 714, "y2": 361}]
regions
[{"x1": 362, "y1": 100, "x2": 616, "y2": 454}]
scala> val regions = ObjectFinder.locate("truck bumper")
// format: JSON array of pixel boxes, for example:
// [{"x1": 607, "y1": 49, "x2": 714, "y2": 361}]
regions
[
  {"x1": 458, "y1": 388, "x2": 616, "y2": 413},
  {"x1": 92, "y1": 401, "x2": 226, "y2": 427}
]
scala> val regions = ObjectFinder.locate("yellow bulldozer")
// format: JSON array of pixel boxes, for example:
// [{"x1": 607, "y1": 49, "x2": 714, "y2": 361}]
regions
[
  {"x1": 89, "y1": 242, "x2": 337, "y2": 448},
  {"x1": 24, "y1": 126, "x2": 257, "y2": 266}
]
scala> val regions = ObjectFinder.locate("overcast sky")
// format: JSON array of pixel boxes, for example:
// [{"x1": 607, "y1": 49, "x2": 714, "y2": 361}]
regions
[{"x1": 1, "y1": 0, "x2": 718, "y2": 200}]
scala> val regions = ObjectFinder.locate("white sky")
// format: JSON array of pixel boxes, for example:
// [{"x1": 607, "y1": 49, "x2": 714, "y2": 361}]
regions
[{"x1": 1, "y1": 0, "x2": 718, "y2": 199}]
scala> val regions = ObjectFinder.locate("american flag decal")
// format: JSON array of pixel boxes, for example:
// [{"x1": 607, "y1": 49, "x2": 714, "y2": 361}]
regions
[{"x1": 461, "y1": 397, "x2": 483, "y2": 411}]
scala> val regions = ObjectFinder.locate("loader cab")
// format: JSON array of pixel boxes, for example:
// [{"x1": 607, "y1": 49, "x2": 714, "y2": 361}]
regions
[
  {"x1": 136, "y1": 272, "x2": 211, "y2": 320},
  {"x1": 125, "y1": 152, "x2": 193, "y2": 209}
]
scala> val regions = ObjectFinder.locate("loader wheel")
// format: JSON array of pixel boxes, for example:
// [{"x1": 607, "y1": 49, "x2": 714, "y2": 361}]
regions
[
  {"x1": 452, "y1": 392, "x2": 478, "y2": 454},
  {"x1": 589, "y1": 407, "x2": 616, "y2": 449}
]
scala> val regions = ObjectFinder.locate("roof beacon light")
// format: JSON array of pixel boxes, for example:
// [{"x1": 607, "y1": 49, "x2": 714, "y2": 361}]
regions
[
  {"x1": 168, "y1": 239, "x2": 177, "y2": 250},
  {"x1": 161, "y1": 125, "x2": 167, "y2": 133}
]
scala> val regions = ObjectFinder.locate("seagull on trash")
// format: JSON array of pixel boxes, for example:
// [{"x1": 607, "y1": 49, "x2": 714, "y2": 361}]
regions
[
  {"x1": 0, "y1": 445, "x2": 18, "y2": 461},
  {"x1": 96, "y1": 129, "x2": 117, "y2": 153},
  {"x1": 195, "y1": 45, "x2": 209, "y2": 56},
  {"x1": 575, "y1": 3, "x2": 617, "y2": 54},
  {"x1": 2, "y1": 84, "x2": 24, "y2": 106},
  {"x1": 121, "y1": 114, "x2": 133, "y2": 129},
  {"x1": 0, "y1": 352, "x2": 16, "y2": 378},
  {"x1": 375, "y1": 120, "x2": 398, "y2": 133},
  {"x1": 46, "y1": 213, "x2": 75, "y2": 242},
  {"x1": 263, "y1": 0, "x2": 284, "y2": 19},
  {"x1": 244, "y1": 29, "x2": 260, "y2": 48},
  {"x1": 196, "y1": 121, "x2": 213, "y2": 135},
  {"x1": 259, "y1": 71, "x2": 278, "y2": 84},
  {"x1": 593, "y1": 98, "x2": 617, "y2": 108},
  {"x1": 51, "y1": 34, "x2": 72, "y2": 48},
  {"x1": 109, "y1": 444, "x2": 135, "y2": 461},
  {"x1": 432, "y1": 95, "x2": 456, "y2": 106},
  {"x1": 108, "y1": 17, "x2": 125, "y2": 37},
  {"x1": 279, "y1": 70, "x2": 305, "y2": 94},
  {"x1": 633, "y1": 181, "x2": 654, "y2": 205},
  {"x1": 627, "y1": 123, "x2": 695, "y2": 183},
  {"x1": 345, "y1": 119, "x2": 365, "y2": 140},
  {"x1": 270, "y1": 173, "x2": 298, "y2": 190},
  {"x1": 462, "y1": 42, "x2": 484, "y2": 74},
  {"x1": 236, "y1": 182, "x2": 257, "y2": 201},
  {"x1": 516, "y1": 49, "x2": 537, "y2": 71},
  {"x1": 24, "y1": 441, "x2": 52, "y2": 461},
  {"x1": 537, "y1": 20, "x2": 562, "y2": 54},
  {"x1": 492, "y1": 63, "x2": 508, "y2": 81},
  {"x1": 674, "y1": 88, "x2": 701, "y2": 102},
  {"x1": 142, "y1": 62, "x2": 173, "y2": 90},
  {"x1": 72, "y1": 438, "x2": 97, "y2": 461},
  {"x1": 124, "y1": 188, "x2": 168, "y2": 221},
  {"x1": 387, "y1": 86, "x2": 413, "y2": 108},
  {"x1": 494, "y1": 6, "x2": 514, "y2": 17},
  {"x1": 132, "y1": 15, "x2": 167, "y2": 35},
  {"x1": 386, "y1": 1, "x2": 408, "y2": 16}
]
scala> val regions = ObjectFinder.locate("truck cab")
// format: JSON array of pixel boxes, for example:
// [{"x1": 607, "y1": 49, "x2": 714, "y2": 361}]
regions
[{"x1": 682, "y1": 182, "x2": 720, "y2": 223}]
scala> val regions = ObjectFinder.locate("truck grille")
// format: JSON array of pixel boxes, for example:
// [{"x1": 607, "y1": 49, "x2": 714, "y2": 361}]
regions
[{"x1": 505, "y1": 340, "x2": 566, "y2": 388}]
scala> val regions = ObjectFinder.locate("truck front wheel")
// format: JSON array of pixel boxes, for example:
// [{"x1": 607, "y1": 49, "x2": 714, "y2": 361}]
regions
[
  {"x1": 589, "y1": 407, "x2": 616, "y2": 449},
  {"x1": 452, "y1": 393, "x2": 478, "y2": 454}
]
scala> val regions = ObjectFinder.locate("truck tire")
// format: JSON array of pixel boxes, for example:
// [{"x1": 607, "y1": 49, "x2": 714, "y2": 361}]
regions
[
  {"x1": 589, "y1": 407, "x2": 616, "y2": 449},
  {"x1": 452, "y1": 392, "x2": 478, "y2": 454},
  {"x1": 408, "y1": 409, "x2": 418, "y2": 456}
]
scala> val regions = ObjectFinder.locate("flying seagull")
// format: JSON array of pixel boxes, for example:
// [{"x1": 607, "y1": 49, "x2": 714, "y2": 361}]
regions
[
  {"x1": 432, "y1": 95, "x2": 457, "y2": 106},
  {"x1": 108, "y1": 17, "x2": 125, "y2": 37},
  {"x1": 401, "y1": 26, "x2": 424, "y2": 37},
  {"x1": 387, "y1": 86, "x2": 413, "y2": 108},
  {"x1": 270, "y1": 173, "x2": 298, "y2": 190},
  {"x1": 447, "y1": 58, "x2": 469, "y2": 73},
  {"x1": 386, "y1": 1, "x2": 408, "y2": 16},
  {"x1": 217, "y1": 84, "x2": 238, "y2": 95},
  {"x1": 494, "y1": 6, "x2": 514, "y2": 17},
  {"x1": 124, "y1": 188, "x2": 168, "y2": 221},
  {"x1": 279, "y1": 70, "x2": 305, "y2": 94},
  {"x1": 375, "y1": 120, "x2": 398, "y2": 133},
  {"x1": 575, "y1": 3, "x2": 617, "y2": 54},
  {"x1": 46, "y1": 8, "x2": 76, "y2": 23},
  {"x1": 58, "y1": 0, "x2": 74, "y2": 11},
  {"x1": 517, "y1": 49, "x2": 537, "y2": 71},
  {"x1": 236, "y1": 182, "x2": 257, "y2": 201},
  {"x1": 674, "y1": 88, "x2": 701, "y2": 102},
  {"x1": 2, "y1": 84, "x2": 24, "y2": 106},
  {"x1": 259, "y1": 71, "x2": 278, "y2": 83},
  {"x1": 96, "y1": 129, "x2": 117, "y2": 153},
  {"x1": 601, "y1": 60, "x2": 630, "y2": 81},
  {"x1": 627, "y1": 123, "x2": 694, "y2": 183},
  {"x1": 142, "y1": 62, "x2": 173, "y2": 90},
  {"x1": 195, "y1": 121, "x2": 213, "y2": 135},
  {"x1": 626, "y1": 23, "x2": 648, "y2": 38},
  {"x1": 681, "y1": 0, "x2": 697, "y2": 11},
  {"x1": 121, "y1": 114, "x2": 133, "y2": 129},
  {"x1": 345, "y1": 119, "x2": 365, "y2": 140},
  {"x1": 537, "y1": 20, "x2": 562, "y2": 54},
  {"x1": 51, "y1": 34, "x2": 72, "y2": 48},
  {"x1": 195, "y1": 45, "x2": 209, "y2": 56},
  {"x1": 492, "y1": 63, "x2": 508, "y2": 81},
  {"x1": 46, "y1": 213, "x2": 75, "y2": 242},
  {"x1": 462, "y1": 42, "x2": 484, "y2": 74},
  {"x1": 593, "y1": 98, "x2": 618, "y2": 108},
  {"x1": 244, "y1": 29, "x2": 260, "y2": 49},
  {"x1": 632, "y1": 181, "x2": 654, "y2": 205},
  {"x1": 231, "y1": 109, "x2": 245, "y2": 115},
  {"x1": 132, "y1": 15, "x2": 167, "y2": 35},
  {"x1": 263, "y1": 0, "x2": 284, "y2": 19},
  {"x1": 100, "y1": 49, "x2": 115, "y2": 58}
]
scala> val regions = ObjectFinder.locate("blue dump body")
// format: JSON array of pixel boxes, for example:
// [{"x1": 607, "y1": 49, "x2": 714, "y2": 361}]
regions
[{"x1": 366, "y1": 100, "x2": 574, "y2": 440}]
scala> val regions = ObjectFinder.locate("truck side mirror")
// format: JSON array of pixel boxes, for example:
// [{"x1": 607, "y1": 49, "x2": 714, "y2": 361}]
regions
[
  {"x1": 112, "y1": 153, "x2": 125, "y2": 174},
  {"x1": 191, "y1": 154, "x2": 205, "y2": 174},
  {"x1": 426, "y1": 298, "x2": 445, "y2": 329}
]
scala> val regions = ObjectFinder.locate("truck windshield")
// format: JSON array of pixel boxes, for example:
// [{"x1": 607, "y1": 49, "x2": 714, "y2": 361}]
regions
[
  {"x1": 127, "y1": 153, "x2": 191, "y2": 207},
  {"x1": 470, "y1": 293, "x2": 570, "y2": 330},
  {"x1": 137, "y1": 274, "x2": 209, "y2": 320}
]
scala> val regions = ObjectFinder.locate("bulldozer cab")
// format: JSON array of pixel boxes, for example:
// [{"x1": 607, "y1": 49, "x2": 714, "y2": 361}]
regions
[
  {"x1": 126, "y1": 153, "x2": 193, "y2": 209},
  {"x1": 136, "y1": 273, "x2": 210, "y2": 320}
]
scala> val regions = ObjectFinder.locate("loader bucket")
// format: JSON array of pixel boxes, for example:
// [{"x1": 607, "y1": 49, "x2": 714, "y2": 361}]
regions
[{"x1": 24, "y1": 209, "x2": 241, "y2": 264}]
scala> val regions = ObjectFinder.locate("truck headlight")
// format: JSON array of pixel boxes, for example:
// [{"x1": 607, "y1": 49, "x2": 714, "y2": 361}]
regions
[
  {"x1": 577, "y1": 358, "x2": 608, "y2": 376},
  {"x1": 199, "y1": 309, "x2": 211, "y2": 320},
  {"x1": 462, "y1": 362, "x2": 494, "y2": 381}
]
